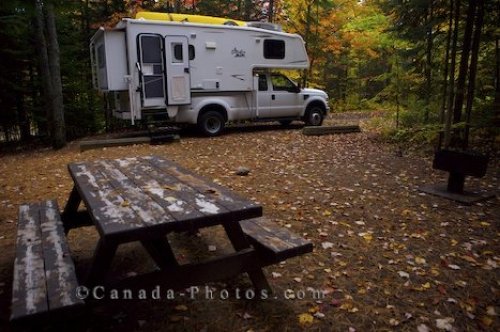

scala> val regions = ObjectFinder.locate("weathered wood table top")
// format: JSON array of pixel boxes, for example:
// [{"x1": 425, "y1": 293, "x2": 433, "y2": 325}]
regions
[
  {"x1": 64, "y1": 156, "x2": 270, "y2": 290},
  {"x1": 67, "y1": 156, "x2": 262, "y2": 242}
]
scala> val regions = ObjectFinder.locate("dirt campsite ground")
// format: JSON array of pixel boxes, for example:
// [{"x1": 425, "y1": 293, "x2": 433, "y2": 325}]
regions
[{"x1": 0, "y1": 114, "x2": 498, "y2": 331}]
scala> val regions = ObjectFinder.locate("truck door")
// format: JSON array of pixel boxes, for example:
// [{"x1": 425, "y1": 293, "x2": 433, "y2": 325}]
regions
[
  {"x1": 257, "y1": 73, "x2": 302, "y2": 118},
  {"x1": 164, "y1": 36, "x2": 191, "y2": 105},
  {"x1": 138, "y1": 34, "x2": 166, "y2": 108}
]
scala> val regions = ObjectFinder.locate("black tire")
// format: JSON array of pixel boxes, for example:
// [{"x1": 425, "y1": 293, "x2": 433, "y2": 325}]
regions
[
  {"x1": 304, "y1": 106, "x2": 324, "y2": 126},
  {"x1": 198, "y1": 110, "x2": 225, "y2": 136}
]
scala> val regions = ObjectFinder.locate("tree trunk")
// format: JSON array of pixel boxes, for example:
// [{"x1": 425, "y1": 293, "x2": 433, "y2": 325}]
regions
[
  {"x1": 301, "y1": 3, "x2": 313, "y2": 87},
  {"x1": 268, "y1": 0, "x2": 274, "y2": 22},
  {"x1": 244, "y1": 0, "x2": 252, "y2": 20},
  {"x1": 443, "y1": 0, "x2": 460, "y2": 148},
  {"x1": 452, "y1": 0, "x2": 477, "y2": 125},
  {"x1": 438, "y1": 0, "x2": 454, "y2": 149},
  {"x1": 463, "y1": 0, "x2": 485, "y2": 148},
  {"x1": 34, "y1": 0, "x2": 66, "y2": 149},
  {"x1": 424, "y1": 0, "x2": 434, "y2": 123},
  {"x1": 44, "y1": 2, "x2": 66, "y2": 149},
  {"x1": 494, "y1": 0, "x2": 500, "y2": 131},
  {"x1": 15, "y1": 83, "x2": 31, "y2": 142},
  {"x1": 34, "y1": 0, "x2": 55, "y2": 141}
]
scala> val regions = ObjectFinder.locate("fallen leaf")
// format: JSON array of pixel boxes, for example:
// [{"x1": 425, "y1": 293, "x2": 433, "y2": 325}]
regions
[
  {"x1": 321, "y1": 242, "x2": 334, "y2": 249},
  {"x1": 313, "y1": 312, "x2": 325, "y2": 319},
  {"x1": 297, "y1": 313, "x2": 314, "y2": 326},
  {"x1": 448, "y1": 264, "x2": 461, "y2": 270},
  {"x1": 486, "y1": 306, "x2": 497, "y2": 316},
  {"x1": 436, "y1": 317, "x2": 455, "y2": 331},
  {"x1": 417, "y1": 324, "x2": 430, "y2": 332},
  {"x1": 480, "y1": 316, "x2": 494, "y2": 327},
  {"x1": 415, "y1": 257, "x2": 427, "y2": 265},
  {"x1": 398, "y1": 271, "x2": 410, "y2": 279},
  {"x1": 389, "y1": 318, "x2": 400, "y2": 326},
  {"x1": 174, "y1": 304, "x2": 188, "y2": 311}
]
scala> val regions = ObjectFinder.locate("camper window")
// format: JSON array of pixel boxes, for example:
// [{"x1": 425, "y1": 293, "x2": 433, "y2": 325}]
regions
[
  {"x1": 173, "y1": 43, "x2": 184, "y2": 63},
  {"x1": 173, "y1": 44, "x2": 196, "y2": 61},
  {"x1": 97, "y1": 45, "x2": 105, "y2": 68},
  {"x1": 264, "y1": 39, "x2": 285, "y2": 59}
]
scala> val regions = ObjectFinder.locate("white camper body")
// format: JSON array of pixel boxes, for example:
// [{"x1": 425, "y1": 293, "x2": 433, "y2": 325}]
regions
[{"x1": 90, "y1": 17, "x2": 329, "y2": 135}]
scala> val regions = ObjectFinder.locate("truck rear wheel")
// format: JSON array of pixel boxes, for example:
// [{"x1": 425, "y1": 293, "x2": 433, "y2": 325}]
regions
[
  {"x1": 198, "y1": 110, "x2": 225, "y2": 136},
  {"x1": 304, "y1": 106, "x2": 324, "y2": 126}
]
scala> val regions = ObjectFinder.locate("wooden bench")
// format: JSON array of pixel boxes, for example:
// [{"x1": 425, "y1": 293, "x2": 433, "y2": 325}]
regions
[
  {"x1": 11, "y1": 200, "x2": 84, "y2": 322},
  {"x1": 240, "y1": 217, "x2": 313, "y2": 266}
]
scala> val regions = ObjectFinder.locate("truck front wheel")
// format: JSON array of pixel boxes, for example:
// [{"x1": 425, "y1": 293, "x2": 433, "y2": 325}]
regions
[
  {"x1": 198, "y1": 110, "x2": 225, "y2": 136},
  {"x1": 304, "y1": 106, "x2": 324, "y2": 126}
]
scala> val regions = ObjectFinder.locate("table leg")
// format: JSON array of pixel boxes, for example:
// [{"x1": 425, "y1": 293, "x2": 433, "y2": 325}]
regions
[
  {"x1": 223, "y1": 222, "x2": 271, "y2": 292},
  {"x1": 61, "y1": 186, "x2": 83, "y2": 233},
  {"x1": 141, "y1": 238, "x2": 178, "y2": 270},
  {"x1": 86, "y1": 238, "x2": 118, "y2": 286}
]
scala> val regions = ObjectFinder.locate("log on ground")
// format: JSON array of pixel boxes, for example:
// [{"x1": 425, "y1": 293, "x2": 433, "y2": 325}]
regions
[{"x1": 302, "y1": 125, "x2": 361, "y2": 136}]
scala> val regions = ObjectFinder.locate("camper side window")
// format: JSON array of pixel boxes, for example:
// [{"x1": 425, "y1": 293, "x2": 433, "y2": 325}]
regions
[
  {"x1": 264, "y1": 40, "x2": 285, "y2": 59},
  {"x1": 97, "y1": 45, "x2": 105, "y2": 68},
  {"x1": 173, "y1": 44, "x2": 196, "y2": 62},
  {"x1": 173, "y1": 44, "x2": 183, "y2": 63}
]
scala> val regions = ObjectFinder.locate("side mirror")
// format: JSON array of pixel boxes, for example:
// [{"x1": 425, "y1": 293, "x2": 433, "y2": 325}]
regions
[{"x1": 295, "y1": 83, "x2": 302, "y2": 93}]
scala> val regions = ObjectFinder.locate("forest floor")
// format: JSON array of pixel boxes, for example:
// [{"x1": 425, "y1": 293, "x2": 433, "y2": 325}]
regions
[{"x1": 0, "y1": 113, "x2": 498, "y2": 331}]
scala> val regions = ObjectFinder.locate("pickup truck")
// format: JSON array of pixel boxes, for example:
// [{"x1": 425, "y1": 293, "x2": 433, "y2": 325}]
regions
[{"x1": 172, "y1": 72, "x2": 330, "y2": 136}]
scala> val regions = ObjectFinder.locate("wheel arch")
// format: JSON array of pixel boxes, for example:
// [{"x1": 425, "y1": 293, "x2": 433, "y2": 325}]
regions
[
  {"x1": 196, "y1": 102, "x2": 229, "y2": 122},
  {"x1": 305, "y1": 99, "x2": 327, "y2": 115}
]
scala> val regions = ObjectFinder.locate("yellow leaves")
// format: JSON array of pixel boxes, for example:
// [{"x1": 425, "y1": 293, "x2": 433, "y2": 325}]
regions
[
  {"x1": 121, "y1": 200, "x2": 130, "y2": 207},
  {"x1": 480, "y1": 316, "x2": 494, "y2": 327},
  {"x1": 297, "y1": 313, "x2": 314, "y2": 326},
  {"x1": 430, "y1": 268, "x2": 440, "y2": 277},
  {"x1": 322, "y1": 210, "x2": 332, "y2": 217},
  {"x1": 412, "y1": 282, "x2": 431, "y2": 292},
  {"x1": 415, "y1": 257, "x2": 427, "y2": 265},
  {"x1": 459, "y1": 255, "x2": 478, "y2": 265},
  {"x1": 358, "y1": 232, "x2": 373, "y2": 243},
  {"x1": 339, "y1": 302, "x2": 359, "y2": 313}
]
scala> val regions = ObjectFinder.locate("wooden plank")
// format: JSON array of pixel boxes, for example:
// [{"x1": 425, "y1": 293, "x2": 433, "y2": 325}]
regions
[
  {"x1": 108, "y1": 158, "x2": 206, "y2": 223},
  {"x1": 97, "y1": 160, "x2": 176, "y2": 227},
  {"x1": 11, "y1": 203, "x2": 48, "y2": 321},
  {"x1": 302, "y1": 125, "x2": 361, "y2": 136},
  {"x1": 68, "y1": 162, "x2": 143, "y2": 239},
  {"x1": 147, "y1": 156, "x2": 262, "y2": 218},
  {"x1": 240, "y1": 218, "x2": 313, "y2": 264},
  {"x1": 39, "y1": 200, "x2": 85, "y2": 312},
  {"x1": 79, "y1": 137, "x2": 151, "y2": 152}
]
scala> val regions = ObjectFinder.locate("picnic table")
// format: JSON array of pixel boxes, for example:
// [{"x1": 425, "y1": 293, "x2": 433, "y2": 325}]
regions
[{"x1": 11, "y1": 156, "x2": 312, "y2": 322}]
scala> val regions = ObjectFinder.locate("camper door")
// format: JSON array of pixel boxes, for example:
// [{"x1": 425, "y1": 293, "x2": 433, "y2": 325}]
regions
[
  {"x1": 138, "y1": 34, "x2": 166, "y2": 108},
  {"x1": 164, "y1": 36, "x2": 191, "y2": 105}
]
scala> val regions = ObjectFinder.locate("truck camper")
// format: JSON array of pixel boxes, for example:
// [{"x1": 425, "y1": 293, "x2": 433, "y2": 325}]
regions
[{"x1": 90, "y1": 12, "x2": 329, "y2": 135}]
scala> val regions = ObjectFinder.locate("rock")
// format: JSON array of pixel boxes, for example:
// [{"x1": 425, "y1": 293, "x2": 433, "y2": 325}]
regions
[{"x1": 235, "y1": 166, "x2": 250, "y2": 176}]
